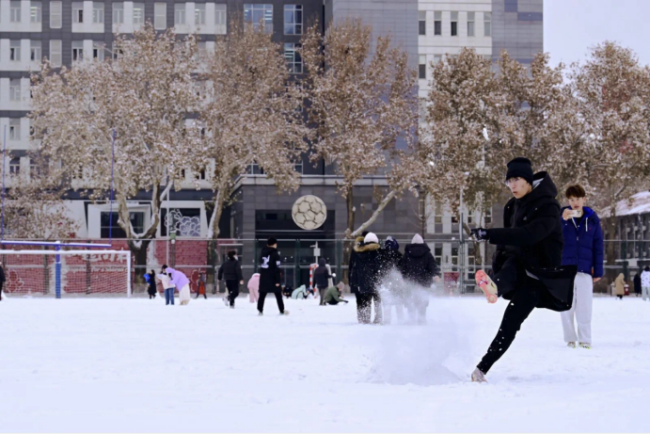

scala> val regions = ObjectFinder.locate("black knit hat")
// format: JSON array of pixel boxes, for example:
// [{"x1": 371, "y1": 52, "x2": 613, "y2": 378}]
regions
[
  {"x1": 267, "y1": 237, "x2": 278, "y2": 246},
  {"x1": 505, "y1": 157, "x2": 534, "y2": 185}
]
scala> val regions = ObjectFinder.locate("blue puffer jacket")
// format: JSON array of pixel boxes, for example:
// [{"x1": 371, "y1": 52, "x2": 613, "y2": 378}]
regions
[{"x1": 561, "y1": 206, "x2": 604, "y2": 278}]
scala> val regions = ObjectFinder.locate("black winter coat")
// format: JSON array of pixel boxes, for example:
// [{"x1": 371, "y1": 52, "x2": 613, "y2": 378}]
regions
[
  {"x1": 352, "y1": 242, "x2": 383, "y2": 295},
  {"x1": 259, "y1": 246, "x2": 282, "y2": 292},
  {"x1": 381, "y1": 249, "x2": 403, "y2": 274},
  {"x1": 218, "y1": 259, "x2": 243, "y2": 282},
  {"x1": 348, "y1": 236, "x2": 365, "y2": 293},
  {"x1": 146, "y1": 273, "x2": 157, "y2": 295},
  {"x1": 399, "y1": 244, "x2": 439, "y2": 287},
  {"x1": 634, "y1": 273, "x2": 642, "y2": 294},
  {"x1": 313, "y1": 258, "x2": 332, "y2": 290},
  {"x1": 489, "y1": 171, "x2": 575, "y2": 311},
  {"x1": 0, "y1": 265, "x2": 5, "y2": 284}
]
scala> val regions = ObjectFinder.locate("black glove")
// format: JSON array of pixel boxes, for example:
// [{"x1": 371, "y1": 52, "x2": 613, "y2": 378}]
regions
[{"x1": 470, "y1": 228, "x2": 489, "y2": 241}]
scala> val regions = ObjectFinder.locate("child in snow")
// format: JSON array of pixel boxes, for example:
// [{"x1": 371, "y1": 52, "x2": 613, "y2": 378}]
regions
[
  {"x1": 324, "y1": 283, "x2": 349, "y2": 305},
  {"x1": 559, "y1": 184, "x2": 604, "y2": 350},
  {"x1": 162, "y1": 265, "x2": 191, "y2": 306},
  {"x1": 218, "y1": 251, "x2": 244, "y2": 308},
  {"x1": 248, "y1": 273, "x2": 260, "y2": 303},
  {"x1": 157, "y1": 272, "x2": 175, "y2": 305},
  {"x1": 469, "y1": 158, "x2": 577, "y2": 383},
  {"x1": 145, "y1": 269, "x2": 157, "y2": 299}
]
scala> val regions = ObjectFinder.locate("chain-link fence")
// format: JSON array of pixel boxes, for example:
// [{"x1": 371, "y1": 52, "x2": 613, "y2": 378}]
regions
[{"x1": 2, "y1": 238, "x2": 647, "y2": 296}]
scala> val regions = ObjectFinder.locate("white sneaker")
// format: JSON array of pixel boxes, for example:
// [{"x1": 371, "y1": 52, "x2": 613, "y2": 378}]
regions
[
  {"x1": 567, "y1": 342, "x2": 576, "y2": 349},
  {"x1": 579, "y1": 343, "x2": 591, "y2": 349},
  {"x1": 471, "y1": 368, "x2": 487, "y2": 383},
  {"x1": 281, "y1": 310, "x2": 290, "y2": 316}
]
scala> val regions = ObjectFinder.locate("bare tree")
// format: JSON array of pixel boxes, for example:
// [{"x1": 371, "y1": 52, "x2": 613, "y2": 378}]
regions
[
  {"x1": 30, "y1": 25, "x2": 199, "y2": 263},
  {"x1": 192, "y1": 19, "x2": 310, "y2": 240},
  {"x1": 301, "y1": 19, "x2": 419, "y2": 239},
  {"x1": 572, "y1": 42, "x2": 650, "y2": 263}
]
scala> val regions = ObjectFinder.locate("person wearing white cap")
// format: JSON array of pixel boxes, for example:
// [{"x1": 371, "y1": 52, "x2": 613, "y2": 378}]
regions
[{"x1": 351, "y1": 232, "x2": 384, "y2": 324}]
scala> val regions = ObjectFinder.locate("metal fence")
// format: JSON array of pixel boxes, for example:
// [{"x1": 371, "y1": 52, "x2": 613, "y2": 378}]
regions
[{"x1": 2, "y1": 238, "x2": 648, "y2": 296}]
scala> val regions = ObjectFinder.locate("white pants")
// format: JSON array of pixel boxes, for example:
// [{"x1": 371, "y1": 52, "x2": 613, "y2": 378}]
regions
[
  {"x1": 561, "y1": 272, "x2": 593, "y2": 345},
  {"x1": 643, "y1": 287, "x2": 650, "y2": 301},
  {"x1": 179, "y1": 284, "x2": 191, "y2": 305}
]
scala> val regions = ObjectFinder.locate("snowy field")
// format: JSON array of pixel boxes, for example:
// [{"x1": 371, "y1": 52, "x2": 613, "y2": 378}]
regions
[{"x1": 1, "y1": 294, "x2": 649, "y2": 433}]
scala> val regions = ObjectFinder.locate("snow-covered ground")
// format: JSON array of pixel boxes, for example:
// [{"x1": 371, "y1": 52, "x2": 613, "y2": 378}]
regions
[{"x1": 1, "y1": 294, "x2": 649, "y2": 433}]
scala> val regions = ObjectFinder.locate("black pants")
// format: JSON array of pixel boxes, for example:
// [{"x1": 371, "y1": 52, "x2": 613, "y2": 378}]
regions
[
  {"x1": 258, "y1": 289, "x2": 285, "y2": 314},
  {"x1": 226, "y1": 280, "x2": 239, "y2": 306},
  {"x1": 355, "y1": 293, "x2": 382, "y2": 324},
  {"x1": 318, "y1": 287, "x2": 327, "y2": 305},
  {"x1": 477, "y1": 279, "x2": 543, "y2": 374},
  {"x1": 148, "y1": 293, "x2": 155, "y2": 299},
  {"x1": 0, "y1": 281, "x2": 3, "y2": 300},
  {"x1": 617, "y1": 295, "x2": 623, "y2": 300}
]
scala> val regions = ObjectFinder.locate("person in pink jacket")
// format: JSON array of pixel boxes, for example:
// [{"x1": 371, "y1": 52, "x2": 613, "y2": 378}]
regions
[{"x1": 248, "y1": 273, "x2": 260, "y2": 303}]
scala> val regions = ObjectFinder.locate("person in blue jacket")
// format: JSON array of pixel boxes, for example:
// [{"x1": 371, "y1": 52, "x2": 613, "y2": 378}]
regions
[{"x1": 560, "y1": 184, "x2": 604, "y2": 349}]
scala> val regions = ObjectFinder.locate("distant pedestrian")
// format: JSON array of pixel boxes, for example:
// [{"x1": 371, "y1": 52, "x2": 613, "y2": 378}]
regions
[
  {"x1": 145, "y1": 269, "x2": 157, "y2": 299},
  {"x1": 258, "y1": 238, "x2": 288, "y2": 316},
  {"x1": 634, "y1": 271, "x2": 642, "y2": 297},
  {"x1": 248, "y1": 273, "x2": 260, "y2": 303},
  {"x1": 614, "y1": 273, "x2": 626, "y2": 300},
  {"x1": 218, "y1": 251, "x2": 244, "y2": 308},
  {"x1": 162, "y1": 265, "x2": 191, "y2": 305},
  {"x1": 313, "y1": 258, "x2": 333, "y2": 306},
  {"x1": 641, "y1": 267, "x2": 650, "y2": 301},
  {"x1": 398, "y1": 234, "x2": 440, "y2": 325},
  {"x1": 195, "y1": 273, "x2": 207, "y2": 299},
  {"x1": 157, "y1": 272, "x2": 175, "y2": 305}
]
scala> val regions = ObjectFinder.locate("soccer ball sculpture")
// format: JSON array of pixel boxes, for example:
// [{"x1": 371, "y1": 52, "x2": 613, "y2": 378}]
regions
[{"x1": 292, "y1": 195, "x2": 327, "y2": 230}]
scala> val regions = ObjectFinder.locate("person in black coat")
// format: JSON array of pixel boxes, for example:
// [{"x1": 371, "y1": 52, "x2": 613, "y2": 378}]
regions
[
  {"x1": 399, "y1": 234, "x2": 440, "y2": 324},
  {"x1": 257, "y1": 238, "x2": 287, "y2": 315},
  {"x1": 0, "y1": 261, "x2": 5, "y2": 301},
  {"x1": 469, "y1": 157, "x2": 576, "y2": 382},
  {"x1": 381, "y1": 236, "x2": 404, "y2": 324},
  {"x1": 348, "y1": 232, "x2": 368, "y2": 296},
  {"x1": 218, "y1": 251, "x2": 244, "y2": 308},
  {"x1": 353, "y1": 232, "x2": 384, "y2": 324},
  {"x1": 313, "y1": 258, "x2": 333, "y2": 306},
  {"x1": 145, "y1": 269, "x2": 157, "y2": 299},
  {"x1": 633, "y1": 271, "x2": 642, "y2": 297}
]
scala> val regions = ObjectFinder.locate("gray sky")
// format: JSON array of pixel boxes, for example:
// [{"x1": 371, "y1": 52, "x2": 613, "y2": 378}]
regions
[{"x1": 544, "y1": 0, "x2": 650, "y2": 67}]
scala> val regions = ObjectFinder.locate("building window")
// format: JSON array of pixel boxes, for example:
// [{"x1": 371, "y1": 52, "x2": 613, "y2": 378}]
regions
[
  {"x1": 10, "y1": 1, "x2": 21, "y2": 22},
  {"x1": 50, "y1": 40, "x2": 62, "y2": 66},
  {"x1": 10, "y1": 80, "x2": 22, "y2": 101},
  {"x1": 72, "y1": 41, "x2": 84, "y2": 61},
  {"x1": 284, "y1": 4, "x2": 302, "y2": 35},
  {"x1": 433, "y1": 54, "x2": 442, "y2": 64},
  {"x1": 418, "y1": 11, "x2": 426, "y2": 35},
  {"x1": 434, "y1": 246, "x2": 442, "y2": 265},
  {"x1": 50, "y1": 1, "x2": 62, "y2": 27},
  {"x1": 215, "y1": 4, "x2": 226, "y2": 34},
  {"x1": 434, "y1": 204, "x2": 443, "y2": 224},
  {"x1": 100, "y1": 211, "x2": 144, "y2": 238},
  {"x1": 195, "y1": 3, "x2": 206, "y2": 25},
  {"x1": 154, "y1": 2, "x2": 166, "y2": 29},
  {"x1": 244, "y1": 4, "x2": 273, "y2": 33},
  {"x1": 113, "y1": 2, "x2": 124, "y2": 24},
  {"x1": 93, "y1": 2, "x2": 104, "y2": 23},
  {"x1": 451, "y1": 11, "x2": 458, "y2": 36},
  {"x1": 133, "y1": 3, "x2": 144, "y2": 25},
  {"x1": 418, "y1": 55, "x2": 426, "y2": 79},
  {"x1": 196, "y1": 41, "x2": 207, "y2": 62},
  {"x1": 72, "y1": 2, "x2": 84, "y2": 23},
  {"x1": 485, "y1": 207, "x2": 492, "y2": 224},
  {"x1": 30, "y1": 159, "x2": 41, "y2": 178},
  {"x1": 175, "y1": 3, "x2": 186, "y2": 25},
  {"x1": 284, "y1": 43, "x2": 302, "y2": 74},
  {"x1": 10, "y1": 40, "x2": 21, "y2": 61},
  {"x1": 467, "y1": 11, "x2": 475, "y2": 37},
  {"x1": 484, "y1": 12, "x2": 492, "y2": 37},
  {"x1": 9, "y1": 158, "x2": 21, "y2": 175},
  {"x1": 31, "y1": 40, "x2": 42, "y2": 62},
  {"x1": 9, "y1": 119, "x2": 21, "y2": 141},
  {"x1": 112, "y1": 43, "x2": 123, "y2": 59},
  {"x1": 31, "y1": 1, "x2": 42, "y2": 23},
  {"x1": 434, "y1": 11, "x2": 442, "y2": 36},
  {"x1": 93, "y1": 42, "x2": 105, "y2": 60},
  {"x1": 194, "y1": 168, "x2": 206, "y2": 180}
]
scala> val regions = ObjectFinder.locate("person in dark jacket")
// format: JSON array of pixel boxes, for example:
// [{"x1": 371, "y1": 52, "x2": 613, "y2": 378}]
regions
[
  {"x1": 314, "y1": 258, "x2": 334, "y2": 306},
  {"x1": 633, "y1": 271, "x2": 642, "y2": 297},
  {"x1": 353, "y1": 232, "x2": 384, "y2": 324},
  {"x1": 144, "y1": 269, "x2": 157, "y2": 299},
  {"x1": 399, "y1": 234, "x2": 440, "y2": 324},
  {"x1": 257, "y1": 238, "x2": 288, "y2": 315},
  {"x1": 469, "y1": 157, "x2": 576, "y2": 382},
  {"x1": 218, "y1": 251, "x2": 244, "y2": 308},
  {"x1": 559, "y1": 184, "x2": 603, "y2": 349},
  {"x1": 348, "y1": 232, "x2": 368, "y2": 296},
  {"x1": 381, "y1": 236, "x2": 404, "y2": 324},
  {"x1": 0, "y1": 261, "x2": 5, "y2": 301}
]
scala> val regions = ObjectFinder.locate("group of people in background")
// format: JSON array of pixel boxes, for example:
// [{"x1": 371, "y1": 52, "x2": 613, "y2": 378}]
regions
[{"x1": 348, "y1": 232, "x2": 440, "y2": 325}]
